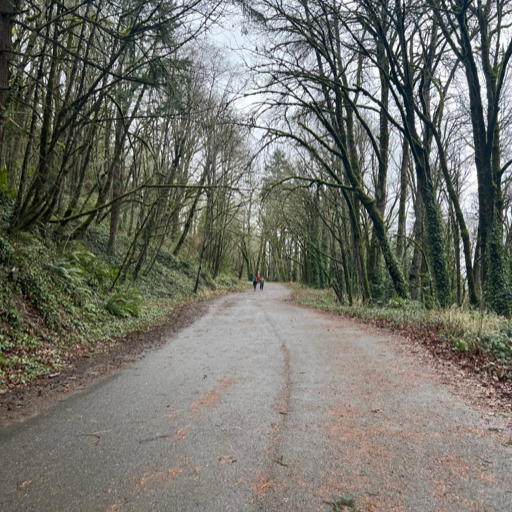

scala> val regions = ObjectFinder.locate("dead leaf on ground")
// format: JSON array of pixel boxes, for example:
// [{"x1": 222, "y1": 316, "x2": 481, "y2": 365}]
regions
[
  {"x1": 219, "y1": 456, "x2": 237, "y2": 465},
  {"x1": 167, "y1": 468, "x2": 183, "y2": 481},
  {"x1": 252, "y1": 470, "x2": 272, "y2": 497},
  {"x1": 103, "y1": 505, "x2": 121, "y2": 512},
  {"x1": 17, "y1": 480, "x2": 32, "y2": 491},
  {"x1": 174, "y1": 424, "x2": 191, "y2": 440}
]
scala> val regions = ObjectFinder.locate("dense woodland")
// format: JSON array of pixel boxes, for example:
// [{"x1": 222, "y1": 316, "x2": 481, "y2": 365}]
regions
[
  {"x1": 1, "y1": 0, "x2": 512, "y2": 316},
  {"x1": 0, "y1": 0, "x2": 256, "y2": 283},
  {"x1": 248, "y1": 0, "x2": 512, "y2": 315}
]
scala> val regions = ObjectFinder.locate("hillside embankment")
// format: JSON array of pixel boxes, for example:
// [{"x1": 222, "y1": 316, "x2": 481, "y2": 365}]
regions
[{"x1": 0, "y1": 199, "x2": 244, "y2": 396}]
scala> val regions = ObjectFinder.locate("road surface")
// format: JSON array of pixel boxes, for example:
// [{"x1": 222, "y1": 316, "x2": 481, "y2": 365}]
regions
[{"x1": 1, "y1": 284, "x2": 511, "y2": 511}]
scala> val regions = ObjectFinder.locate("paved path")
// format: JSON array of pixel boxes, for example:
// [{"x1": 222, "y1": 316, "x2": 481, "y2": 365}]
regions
[{"x1": 1, "y1": 284, "x2": 511, "y2": 511}]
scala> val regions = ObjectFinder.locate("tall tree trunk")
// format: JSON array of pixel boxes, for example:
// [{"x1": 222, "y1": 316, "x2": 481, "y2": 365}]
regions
[
  {"x1": 340, "y1": 219, "x2": 353, "y2": 306},
  {"x1": 450, "y1": 207, "x2": 462, "y2": 306},
  {"x1": 0, "y1": 0, "x2": 14, "y2": 167},
  {"x1": 398, "y1": 17, "x2": 450, "y2": 306},
  {"x1": 330, "y1": 230, "x2": 345, "y2": 304},
  {"x1": 173, "y1": 182, "x2": 205, "y2": 256},
  {"x1": 409, "y1": 192, "x2": 424, "y2": 300},
  {"x1": 368, "y1": 17, "x2": 390, "y2": 298},
  {"x1": 396, "y1": 137, "x2": 409, "y2": 262},
  {"x1": 108, "y1": 114, "x2": 126, "y2": 251}
]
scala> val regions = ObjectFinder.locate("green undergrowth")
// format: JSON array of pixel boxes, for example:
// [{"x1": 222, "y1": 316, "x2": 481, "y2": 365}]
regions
[
  {"x1": 0, "y1": 206, "x2": 245, "y2": 390},
  {"x1": 289, "y1": 284, "x2": 512, "y2": 383}
]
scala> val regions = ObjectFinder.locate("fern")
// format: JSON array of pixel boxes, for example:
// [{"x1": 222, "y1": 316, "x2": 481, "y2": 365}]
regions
[
  {"x1": 48, "y1": 246, "x2": 99, "y2": 305},
  {"x1": 92, "y1": 262, "x2": 117, "y2": 284},
  {"x1": 105, "y1": 289, "x2": 142, "y2": 318},
  {"x1": 47, "y1": 259, "x2": 85, "y2": 288}
]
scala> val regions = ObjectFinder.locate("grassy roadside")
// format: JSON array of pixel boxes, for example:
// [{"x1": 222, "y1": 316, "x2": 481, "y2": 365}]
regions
[
  {"x1": 0, "y1": 221, "x2": 246, "y2": 391},
  {"x1": 288, "y1": 284, "x2": 512, "y2": 404}
]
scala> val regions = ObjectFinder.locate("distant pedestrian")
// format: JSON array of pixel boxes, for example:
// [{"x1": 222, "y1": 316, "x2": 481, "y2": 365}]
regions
[
  {"x1": 260, "y1": 278, "x2": 264, "y2": 291},
  {"x1": 253, "y1": 276, "x2": 257, "y2": 291}
]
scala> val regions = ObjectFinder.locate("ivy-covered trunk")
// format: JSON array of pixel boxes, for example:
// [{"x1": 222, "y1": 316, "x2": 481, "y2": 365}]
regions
[{"x1": 486, "y1": 213, "x2": 510, "y2": 316}]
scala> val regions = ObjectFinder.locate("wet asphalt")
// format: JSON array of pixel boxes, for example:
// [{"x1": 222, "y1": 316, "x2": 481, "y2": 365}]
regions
[{"x1": 1, "y1": 284, "x2": 511, "y2": 512}]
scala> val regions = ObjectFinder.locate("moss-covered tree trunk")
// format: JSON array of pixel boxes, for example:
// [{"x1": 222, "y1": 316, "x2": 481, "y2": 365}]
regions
[
  {"x1": 395, "y1": 16, "x2": 451, "y2": 306},
  {"x1": 0, "y1": 0, "x2": 15, "y2": 167},
  {"x1": 396, "y1": 137, "x2": 409, "y2": 262},
  {"x1": 409, "y1": 193, "x2": 424, "y2": 300},
  {"x1": 368, "y1": 20, "x2": 389, "y2": 300}
]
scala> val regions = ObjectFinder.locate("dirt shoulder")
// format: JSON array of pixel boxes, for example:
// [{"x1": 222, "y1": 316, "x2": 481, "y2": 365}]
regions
[{"x1": 0, "y1": 300, "x2": 211, "y2": 428}]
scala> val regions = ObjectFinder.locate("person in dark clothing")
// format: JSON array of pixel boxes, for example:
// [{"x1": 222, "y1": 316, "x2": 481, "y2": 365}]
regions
[
  {"x1": 253, "y1": 276, "x2": 257, "y2": 291},
  {"x1": 260, "y1": 278, "x2": 264, "y2": 290}
]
